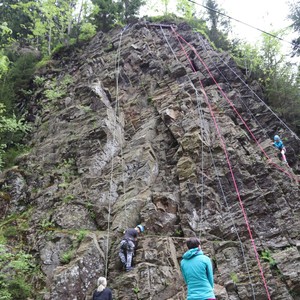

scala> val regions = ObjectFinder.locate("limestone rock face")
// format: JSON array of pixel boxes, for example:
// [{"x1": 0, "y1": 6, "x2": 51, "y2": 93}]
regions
[{"x1": 0, "y1": 21, "x2": 300, "y2": 300}]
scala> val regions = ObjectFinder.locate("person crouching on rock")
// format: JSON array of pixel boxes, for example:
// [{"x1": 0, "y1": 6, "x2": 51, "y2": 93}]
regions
[{"x1": 119, "y1": 224, "x2": 144, "y2": 272}]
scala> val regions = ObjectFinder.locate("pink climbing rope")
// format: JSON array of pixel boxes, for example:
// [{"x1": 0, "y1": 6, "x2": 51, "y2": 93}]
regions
[{"x1": 171, "y1": 26, "x2": 273, "y2": 300}]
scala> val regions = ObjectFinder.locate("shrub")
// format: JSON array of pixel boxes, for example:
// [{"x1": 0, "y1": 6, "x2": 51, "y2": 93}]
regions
[
  {"x1": 0, "y1": 244, "x2": 35, "y2": 299},
  {"x1": 60, "y1": 250, "x2": 74, "y2": 264}
]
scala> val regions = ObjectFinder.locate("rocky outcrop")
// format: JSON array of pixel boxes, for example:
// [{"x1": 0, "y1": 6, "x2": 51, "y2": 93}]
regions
[{"x1": 0, "y1": 21, "x2": 300, "y2": 300}]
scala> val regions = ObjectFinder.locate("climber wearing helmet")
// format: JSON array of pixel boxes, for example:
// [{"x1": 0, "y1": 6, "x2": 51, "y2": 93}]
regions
[
  {"x1": 119, "y1": 224, "x2": 144, "y2": 272},
  {"x1": 273, "y1": 135, "x2": 288, "y2": 164}
]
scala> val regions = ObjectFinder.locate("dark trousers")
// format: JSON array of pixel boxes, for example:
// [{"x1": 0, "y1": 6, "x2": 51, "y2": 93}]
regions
[{"x1": 119, "y1": 239, "x2": 135, "y2": 270}]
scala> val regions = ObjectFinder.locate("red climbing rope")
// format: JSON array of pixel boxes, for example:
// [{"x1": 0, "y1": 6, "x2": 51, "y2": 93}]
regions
[
  {"x1": 160, "y1": 28, "x2": 256, "y2": 296},
  {"x1": 171, "y1": 27, "x2": 272, "y2": 300},
  {"x1": 172, "y1": 28, "x2": 299, "y2": 183}
]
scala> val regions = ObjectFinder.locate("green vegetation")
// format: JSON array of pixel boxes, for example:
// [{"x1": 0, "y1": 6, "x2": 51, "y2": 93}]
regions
[
  {"x1": 44, "y1": 74, "x2": 73, "y2": 101},
  {"x1": 233, "y1": 32, "x2": 300, "y2": 131},
  {"x1": 0, "y1": 103, "x2": 31, "y2": 169},
  {"x1": 40, "y1": 218, "x2": 55, "y2": 229},
  {"x1": 174, "y1": 229, "x2": 183, "y2": 237},
  {"x1": 0, "y1": 209, "x2": 40, "y2": 300},
  {"x1": 33, "y1": 75, "x2": 46, "y2": 86},
  {"x1": 230, "y1": 272, "x2": 239, "y2": 284},
  {"x1": 60, "y1": 249, "x2": 74, "y2": 264},
  {"x1": 59, "y1": 230, "x2": 88, "y2": 264},
  {"x1": 288, "y1": 0, "x2": 300, "y2": 56},
  {"x1": 0, "y1": 51, "x2": 36, "y2": 170},
  {"x1": 76, "y1": 230, "x2": 88, "y2": 243},
  {"x1": 62, "y1": 194, "x2": 75, "y2": 203},
  {"x1": 56, "y1": 158, "x2": 77, "y2": 190},
  {"x1": 261, "y1": 249, "x2": 277, "y2": 267}
]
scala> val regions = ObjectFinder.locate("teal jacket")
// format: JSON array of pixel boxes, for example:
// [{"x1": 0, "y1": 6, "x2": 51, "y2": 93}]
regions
[
  {"x1": 180, "y1": 248, "x2": 215, "y2": 300},
  {"x1": 273, "y1": 140, "x2": 285, "y2": 151}
]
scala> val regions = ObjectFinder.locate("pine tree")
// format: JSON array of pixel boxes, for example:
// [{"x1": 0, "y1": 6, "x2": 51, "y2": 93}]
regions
[{"x1": 288, "y1": 0, "x2": 300, "y2": 56}]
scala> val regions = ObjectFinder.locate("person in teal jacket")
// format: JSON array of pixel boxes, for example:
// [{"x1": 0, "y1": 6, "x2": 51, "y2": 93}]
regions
[
  {"x1": 273, "y1": 135, "x2": 287, "y2": 163},
  {"x1": 180, "y1": 237, "x2": 216, "y2": 300}
]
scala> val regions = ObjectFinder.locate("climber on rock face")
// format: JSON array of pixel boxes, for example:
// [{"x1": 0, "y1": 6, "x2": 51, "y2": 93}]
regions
[
  {"x1": 273, "y1": 135, "x2": 288, "y2": 164},
  {"x1": 119, "y1": 224, "x2": 144, "y2": 272}
]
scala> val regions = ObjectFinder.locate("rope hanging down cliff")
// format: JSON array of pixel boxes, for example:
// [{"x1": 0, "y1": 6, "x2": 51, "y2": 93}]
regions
[
  {"x1": 173, "y1": 28, "x2": 299, "y2": 183},
  {"x1": 195, "y1": 33, "x2": 299, "y2": 143},
  {"x1": 196, "y1": 35, "x2": 269, "y2": 140},
  {"x1": 160, "y1": 26, "x2": 258, "y2": 298},
  {"x1": 104, "y1": 25, "x2": 129, "y2": 279},
  {"x1": 195, "y1": 33, "x2": 297, "y2": 168},
  {"x1": 115, "y1": 25, "x2": 130, "y2": 230},
  {"x1": 159, "y1": 24, "x2": 205, "y2": 242},
  {"x1": 169, "y1": 26, "x2": 272, "y2": 300}
]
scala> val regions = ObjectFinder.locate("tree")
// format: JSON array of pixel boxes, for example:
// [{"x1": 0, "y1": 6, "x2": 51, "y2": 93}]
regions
[
  {"x1": 28, "y1": 0, "x2": 77, "y2": 55},
  {"x1": 9, "y1": 0, "x2": 95, "y2": 56},
  {"x1": 161, "y1": 0, "x2": 170, "y2": 15},
  {"x1": 73, "y1": 0, "x2": 97, "y2": 42},
  {"x1": 90, "y1": 0, "x2": 145, "y2": 32},
  {"x1": 233, "y1": 42, "x2": 264, "y2": 79},
  {"x1": 90, "y1": 0, "x2": 118, "y2": 32},
  {"x1": 176, "y1": 0, "x2": 195, "y2": 20},
  {"x1": 288, "y1": 0, "x2": 300, "y2": 56},
  {"x1": 260, "y1": 31, "x2": 300, "y2": 124},
  {"x1": 121, "y1": 0, "x2": 146, "y2": 22},
  {"x1": 0, "y1": 0, "x2": 33, "y2": 47},
  {"x1": 204, "y1": 0, "x2": 232, "y2": 50},
  {"x1": 234, "y1": 31, "x2": 300, "y2": 132}
]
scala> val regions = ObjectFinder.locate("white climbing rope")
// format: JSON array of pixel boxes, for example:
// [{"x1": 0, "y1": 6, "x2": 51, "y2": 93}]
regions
[
  {"x1": 196, "y1": 33, "x2": 299, "y2": 142},
  {"x1": 104, "y1": 25, "x2": 129, "y2": 279},
  {"x1": 160, "y1": 26, "x2": 257, "y2": 298}
]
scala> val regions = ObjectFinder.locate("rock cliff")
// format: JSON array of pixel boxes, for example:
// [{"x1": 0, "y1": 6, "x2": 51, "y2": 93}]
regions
[{"x1": 0, "y1": 21, "x2": 300, "y2": 300}]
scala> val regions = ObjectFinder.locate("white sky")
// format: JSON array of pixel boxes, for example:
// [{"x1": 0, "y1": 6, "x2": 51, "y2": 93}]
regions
[
  {"x1": 218, "y1": 0, "x2": 293, "y2": 42},
  {"x1": 216, "y1": 0, "x2": 298, "y2": 63},
  {"x1": 140, "y1": 0, "x2": 297, "y2": 61}
]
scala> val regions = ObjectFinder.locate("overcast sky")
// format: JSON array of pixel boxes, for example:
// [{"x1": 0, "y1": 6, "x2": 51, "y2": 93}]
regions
[
  {"x1": 140, "y1": 0, "x2": 297, "y2": 59},
  {"x1": 218, "y1": 0, "x2": 293, "y2": 43}
]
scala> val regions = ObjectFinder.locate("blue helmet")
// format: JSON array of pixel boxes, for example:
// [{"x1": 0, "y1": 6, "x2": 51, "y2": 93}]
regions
[
  {"x1": 274, "y1": 135, "x2": 280, "y2": 141},
  {"x1": 137, "y1": 224, "x2": 144, "y2": 233}
]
